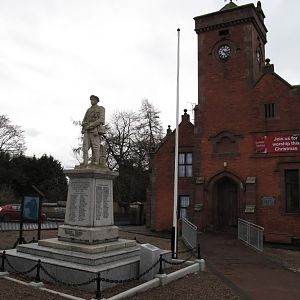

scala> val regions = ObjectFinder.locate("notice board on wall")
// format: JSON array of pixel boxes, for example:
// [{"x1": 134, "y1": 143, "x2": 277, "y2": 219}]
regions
[{"x1": 255, "y1": 135, "x2": 300, "y2": 154}]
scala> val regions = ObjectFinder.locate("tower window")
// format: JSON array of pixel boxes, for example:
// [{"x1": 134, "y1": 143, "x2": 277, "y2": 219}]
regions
[
  {"x1": 264, "y1": 103, "x2": 277, "y2": 119},
  {"x1": 178, "y1": 153, "x2": 192, "y2": 177},
  {"x1": 219, "y1": 29, "x2": 229, "y2": 36}
]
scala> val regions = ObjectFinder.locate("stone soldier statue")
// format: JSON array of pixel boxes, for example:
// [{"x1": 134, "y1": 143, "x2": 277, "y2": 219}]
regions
[{"x1": 81, "y1": 95, "x2": 106, "y2": 167}]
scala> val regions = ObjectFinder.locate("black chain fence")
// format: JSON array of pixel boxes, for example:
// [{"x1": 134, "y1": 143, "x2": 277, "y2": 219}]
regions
[{"x1": 0, "y1": 244, "x2": 201, "y2": 299}]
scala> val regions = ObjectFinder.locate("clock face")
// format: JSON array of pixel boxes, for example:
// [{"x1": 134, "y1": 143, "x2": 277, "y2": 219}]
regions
[{"x1": 218, "y1": 44, "x2": 231, "y2": 60}]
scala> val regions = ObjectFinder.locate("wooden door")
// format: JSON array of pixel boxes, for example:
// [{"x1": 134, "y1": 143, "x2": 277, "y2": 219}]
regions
[{"x1": 217, "y1": 178, "x2": 238, "y2": 230}]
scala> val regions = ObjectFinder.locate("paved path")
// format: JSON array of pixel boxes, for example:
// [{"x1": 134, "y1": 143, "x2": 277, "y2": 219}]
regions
[
  {"x1": 0, "y1": 221, "x2": 60, "y2": 231},
  {"x1": 199, "y1": 232, "x2": 300, "y2": 300}
]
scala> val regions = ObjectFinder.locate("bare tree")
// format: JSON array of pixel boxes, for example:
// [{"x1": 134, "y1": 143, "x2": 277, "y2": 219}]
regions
[
  {"x1": 72, "y1": 119, "x2": 83, "y2": 163},
  {"x1": 135, "y1": 99, "x2": 164, "y2": 168},
  {"x1": 138, "y1": 99, "x2": 164, "y2": 148},
  {"x1": 0, "y1": 115, "x2": 26, "y2": 155},
  {"x1": 104, "y1": 110, "x2": 139, "y2": 170},
  {"x1": 105, "y1": 100, "x2": 163, "y2": 171}
]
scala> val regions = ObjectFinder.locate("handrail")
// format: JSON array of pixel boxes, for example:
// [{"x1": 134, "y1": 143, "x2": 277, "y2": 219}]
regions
[
  {"x1": 238, "y1": 218, "x2": 264, "y2": 252},
  {"x1": 181, "y1": 217, "x2": 198, "y2": 250},
  {"x1": 238, "y1": 218, "x2": 264, "y2": 230},
  {"x1": 181, "y1": 217, "x2": 197, "y2": 231}
]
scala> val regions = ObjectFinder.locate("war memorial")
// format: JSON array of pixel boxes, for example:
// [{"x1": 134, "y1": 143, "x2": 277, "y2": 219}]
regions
[{"x1": 1, "y1": 95, "x2": 173, "y2": 293}]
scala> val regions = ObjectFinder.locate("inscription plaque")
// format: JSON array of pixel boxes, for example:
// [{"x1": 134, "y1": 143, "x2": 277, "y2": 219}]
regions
[
  {"x1": 64, "y1": 229, "x2": 83, "y2": 237},
  {"x1": 67, "y1": 180, "x2": 90, "y2": 223},
  {"x1": 68, "y1": 194, "x2": 77, "y2": 222},
  {"x1": 78, "y1": 195, "x2": 88, "y2": 221},
  {"x1": 96, "y1": 184, "x2": 110, "y2": 220}
]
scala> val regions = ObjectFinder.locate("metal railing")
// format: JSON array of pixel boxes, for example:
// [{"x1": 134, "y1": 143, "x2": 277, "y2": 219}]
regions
[
  {"x1": 1, "y1": 247, "x2": 201, "y2": 299},
  {"x1": 181, "y1": 217, "x2": 198, "y2": 250},
  {"x1": 0, "y1": 221, "x2": 60, "y2": 231},
  {"x1": 238, "y1": 218, "x2": 264, "y2": 251}
]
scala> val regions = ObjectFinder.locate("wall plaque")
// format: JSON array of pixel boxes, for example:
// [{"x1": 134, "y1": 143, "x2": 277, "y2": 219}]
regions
[
  {"x1": 245, "y1": 205, "x2": 255, "y2": 213},
  {"x1": 194, "y1": 203, "x2": 203, "y2": 211},
  {"x1": 261, "y1": 196, "x2": 276, "y2": 206}
]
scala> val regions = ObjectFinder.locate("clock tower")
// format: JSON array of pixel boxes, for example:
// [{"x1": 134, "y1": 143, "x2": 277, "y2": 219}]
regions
[
  {"x1": 193, "y1": 1, "x2": 268, "y2": 229},
  {"x1": 194, "y1": 1, "x2": 267, "y2": 91}
]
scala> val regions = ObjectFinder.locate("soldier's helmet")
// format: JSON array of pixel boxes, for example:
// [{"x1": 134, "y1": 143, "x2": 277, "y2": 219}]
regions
[{"x1": 90, "y1": 95, "x2": 99, "y2": 102}]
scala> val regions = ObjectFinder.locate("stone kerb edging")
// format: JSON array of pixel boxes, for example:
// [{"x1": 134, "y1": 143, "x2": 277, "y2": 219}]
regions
[
  {"x1": 1, "y1": 247, "x2": 205, "y2": 300},
  {"x1": 96, "y1": 259, "x2": 205, "y2": 300}
]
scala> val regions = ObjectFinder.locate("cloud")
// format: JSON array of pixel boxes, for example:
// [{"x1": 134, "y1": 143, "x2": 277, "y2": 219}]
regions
[
  {"x1": 0, "y1": 0, "x2": 300, "y2": 168},
  {"x1": 26, "y1": 128, "x2": 42, "y2": 137}
]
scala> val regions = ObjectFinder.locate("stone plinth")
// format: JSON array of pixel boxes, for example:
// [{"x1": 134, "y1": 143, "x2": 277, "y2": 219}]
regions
[
  {"x1": 58, "y1": 224, "x2": 119, "y2": 244},
  {"x1": 5, "y1": 239, "x2": 140, "y2": 291},
  {"x1": 59, "y1": 167, "x2": 119, "y2": 244},
  {"x1": 38, "y1": 238, "x2": 137, "y2": 255},
  {"x1": 4, "y1": 166, "x2": 142, "y2": 292}
]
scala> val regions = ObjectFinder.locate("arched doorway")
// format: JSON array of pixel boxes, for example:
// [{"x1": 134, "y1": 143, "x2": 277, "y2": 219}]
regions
[{"x1": 216, "y1": 177, "x2": 238, "y2": 230}]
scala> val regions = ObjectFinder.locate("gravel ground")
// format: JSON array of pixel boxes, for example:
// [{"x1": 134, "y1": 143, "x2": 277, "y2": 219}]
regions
[
  {"x1": 1, "y1": 228, "x2": 299, "y2": 300},
  {"x1": 0, "y1": 228, "x2": 242, "y2": 300}
]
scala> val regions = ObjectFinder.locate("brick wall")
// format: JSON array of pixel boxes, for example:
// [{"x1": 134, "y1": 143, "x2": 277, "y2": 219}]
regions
[
  {"x1": 148, "y1": 113, "x2": 194, "y2": 231},
  {"x1": 148, "y1": 2, "x2": 300, "y2": 243}
]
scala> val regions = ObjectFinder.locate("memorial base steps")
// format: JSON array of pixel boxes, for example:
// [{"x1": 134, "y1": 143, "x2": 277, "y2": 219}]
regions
[{"x1": 4, "y1": 238, "x2": 140, "y2": 291}]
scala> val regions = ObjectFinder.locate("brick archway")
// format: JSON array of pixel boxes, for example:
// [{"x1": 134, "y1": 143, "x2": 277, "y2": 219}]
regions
[{"x1": 206, "y1": 171, "x2": 245, "y2": 231}]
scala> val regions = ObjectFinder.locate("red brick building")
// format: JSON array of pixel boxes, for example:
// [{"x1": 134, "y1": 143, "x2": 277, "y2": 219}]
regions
[{"x1": 147, "y1": 1, "x2": 300, "y2": 243}]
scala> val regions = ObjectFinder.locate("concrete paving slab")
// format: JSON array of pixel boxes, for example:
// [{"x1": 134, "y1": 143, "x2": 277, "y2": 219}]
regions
[{"x1": 199, "y1": 232, "x2": 300, "y2": 300}]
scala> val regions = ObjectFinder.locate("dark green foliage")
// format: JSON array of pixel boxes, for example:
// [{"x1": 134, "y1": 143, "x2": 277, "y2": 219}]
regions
[
  {"x1": 114, "y1": 162, "x2": 149, "y2": 207},
  {"x1": 0, "y1": 152, "x2": 67, "y2": 203}
]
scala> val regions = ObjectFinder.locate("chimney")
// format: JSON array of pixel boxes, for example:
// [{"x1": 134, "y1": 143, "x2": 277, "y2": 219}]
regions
[
  {"x1": 181, "y1": 109, "x2": 190, "y2": 122},
  {"x1": 167, "y1": 125, "x2": 172, "y2": 135}
]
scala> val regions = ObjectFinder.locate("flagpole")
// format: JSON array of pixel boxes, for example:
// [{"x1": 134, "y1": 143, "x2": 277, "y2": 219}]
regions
[{"x1": 172, "y1": 28, "x2": 180, "y2": 259}]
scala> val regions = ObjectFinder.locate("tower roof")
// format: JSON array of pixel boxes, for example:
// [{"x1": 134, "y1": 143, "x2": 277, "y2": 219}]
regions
[
  {"x1": 220, "y1": 1, "x2": 238, "y2": 12},
  {"x1": 194, "y1": 1, "x2": 267, "y2": 43}
]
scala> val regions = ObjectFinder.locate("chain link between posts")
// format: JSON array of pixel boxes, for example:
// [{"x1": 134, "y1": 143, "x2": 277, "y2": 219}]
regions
[
  {"x1": 1, "y1": 250, "x2": 162, "y2": 285},
  {"x1": 0, "y1": 243, "x2": 201, "y2": 298},
  {"x1": 40, "y1": 264, "x2": 96, "y2": 287},
  {"x1": 4, "y1": 255, "x2": 37, "y2": 275}
]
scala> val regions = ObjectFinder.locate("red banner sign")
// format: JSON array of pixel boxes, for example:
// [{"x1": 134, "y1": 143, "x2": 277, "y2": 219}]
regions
[{"x1": 255, "y1": 135, "x2": 300, "y2": 153}]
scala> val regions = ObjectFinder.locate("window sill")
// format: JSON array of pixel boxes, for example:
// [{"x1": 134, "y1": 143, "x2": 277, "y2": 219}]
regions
[
  {"x1": 178, "y1": 177, "x2": 194, "y2": 181},
  {"x1": 281, "y1": 212, "x2": 300, "y2": 216}
]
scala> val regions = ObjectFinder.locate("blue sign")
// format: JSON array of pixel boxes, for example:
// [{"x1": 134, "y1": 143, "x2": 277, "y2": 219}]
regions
[{"x1": 23, "y1": 196, "x2": 40, "y2": 221}]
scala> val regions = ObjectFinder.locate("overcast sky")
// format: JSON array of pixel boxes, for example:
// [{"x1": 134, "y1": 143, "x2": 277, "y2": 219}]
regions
[{"x1": 1, "y1": 0, "x2": 300, "y2": 168}]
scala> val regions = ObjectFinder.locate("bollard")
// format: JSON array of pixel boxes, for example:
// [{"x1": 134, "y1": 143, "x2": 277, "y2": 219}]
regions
[
  {"x1": 158, "y1": 254, "x2": 164, "y2": 274},
  {"x1": 171, "y1": 227, "x2": 175, "y2": 258},
  {"x1": 95, "y1": 273, "x2": 101, "y2": 299},
  {"x1": 34, "y1": 260, "x2": 41, "y2": 282},
  {"x1": 0, "y1": 251, "x2": 6, "y2": 272},
  {"x1": 197, "y1": 243, "x2": 201, "y2": 259}
]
